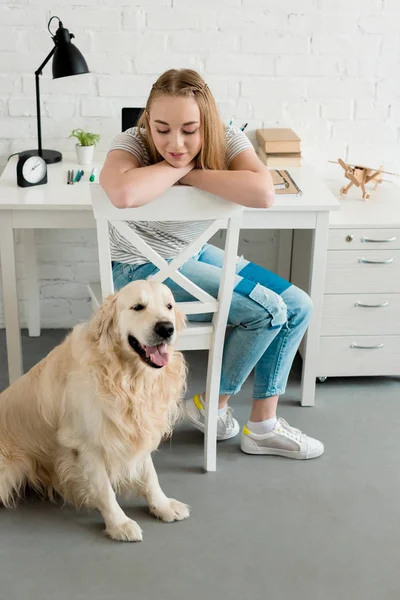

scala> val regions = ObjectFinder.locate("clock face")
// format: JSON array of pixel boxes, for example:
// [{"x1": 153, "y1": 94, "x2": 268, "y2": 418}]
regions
[{"x1": 22, "y1": 156, "x2": 47, "y2": 184}]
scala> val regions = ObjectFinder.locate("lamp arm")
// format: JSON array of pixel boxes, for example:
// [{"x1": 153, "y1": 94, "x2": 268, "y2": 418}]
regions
[
  {"x1": 35, "y1": 44, "x2": 56, "y2": 77},
  {"x1": 34, "y1": 46, "x2": 56, "y2": 156}
]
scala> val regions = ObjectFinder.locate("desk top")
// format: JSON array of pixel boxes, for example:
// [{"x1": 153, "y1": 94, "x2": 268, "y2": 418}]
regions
[
  {"x1": 0, "y1": 153, "x2": 339, "y2": 213},
  {"x1": 325, "y1": 179, "x2": 400, "y2": 228},
  {"x1": 0, "y1": 154, "x2": 105, "y2": 211}
]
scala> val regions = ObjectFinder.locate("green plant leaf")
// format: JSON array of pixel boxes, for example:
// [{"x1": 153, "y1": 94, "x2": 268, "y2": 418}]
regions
[{"x1": 69, "y1": 128, "x2": 100, "y2": 147}]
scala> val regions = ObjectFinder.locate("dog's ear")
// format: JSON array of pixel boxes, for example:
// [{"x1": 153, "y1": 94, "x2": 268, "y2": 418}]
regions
[
  {"x1": 89, "y1": 293, "x2": 118, "y2": 343},
  {"x1": 174, "y1": 306, "x2": 187, "y2": 333}
]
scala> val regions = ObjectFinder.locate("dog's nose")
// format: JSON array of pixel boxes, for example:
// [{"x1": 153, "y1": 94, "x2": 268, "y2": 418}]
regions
[{"x1": 154, "y1": 321, "x2": 174, "y2": 339}]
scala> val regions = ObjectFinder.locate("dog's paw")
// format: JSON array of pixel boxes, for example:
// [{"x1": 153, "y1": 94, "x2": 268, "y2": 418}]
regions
[
  {"x1": 150, "y1": 498, "x2": 190, "y2": 523},
  {"x1": 105, "y1": 518, "x2": 143, "y2": 542}
]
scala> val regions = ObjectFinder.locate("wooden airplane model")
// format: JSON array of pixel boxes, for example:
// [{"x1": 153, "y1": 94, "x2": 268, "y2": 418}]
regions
[{"x1": 330, "y1": 159, "x2": 399, "y2": 200}]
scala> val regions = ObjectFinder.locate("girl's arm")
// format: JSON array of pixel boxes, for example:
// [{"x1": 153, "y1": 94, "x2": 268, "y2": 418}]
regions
[
  {"x1": 100, "y1": 150, "x2": 195, "y2": 209},
  {"x1": 178, "y1": 148, "x2": 275, "y2": 209}
]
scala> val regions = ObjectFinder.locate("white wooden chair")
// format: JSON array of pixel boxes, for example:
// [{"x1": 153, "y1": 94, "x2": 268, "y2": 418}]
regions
[{"x1": 88, "y1": 184, "x2": 243, "y2": 472}]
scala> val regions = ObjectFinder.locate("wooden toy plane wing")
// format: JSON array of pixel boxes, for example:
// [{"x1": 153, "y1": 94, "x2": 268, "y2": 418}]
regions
[{"x1": 329, "y1": 160, "x2": 399, "y2": 177}]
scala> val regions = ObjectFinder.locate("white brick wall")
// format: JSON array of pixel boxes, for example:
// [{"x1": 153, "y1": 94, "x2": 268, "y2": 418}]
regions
[{"x1": 0, "y1": 0, "x2": 399, "y2": 328}]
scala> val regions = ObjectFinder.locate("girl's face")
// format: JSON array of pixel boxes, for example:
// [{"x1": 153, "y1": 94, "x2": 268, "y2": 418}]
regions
[{"x1": 147, "y1": 95, "x2": 203, "y2": 167}]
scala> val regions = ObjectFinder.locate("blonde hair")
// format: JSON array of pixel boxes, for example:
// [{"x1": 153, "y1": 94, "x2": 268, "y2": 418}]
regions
[{"x1": 137, "y1": 69, "x2": 227, "y2": 170}]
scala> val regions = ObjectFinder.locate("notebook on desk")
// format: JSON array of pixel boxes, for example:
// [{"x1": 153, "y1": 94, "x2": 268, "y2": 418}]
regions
[{"x1": 271, "y1": 169, "x2": 302, "y2": 197}]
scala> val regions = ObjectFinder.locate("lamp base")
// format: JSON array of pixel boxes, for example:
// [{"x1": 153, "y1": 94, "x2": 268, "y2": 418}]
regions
[{"x1": 19, "y1": 149, "x2": 62, "y2": 164}]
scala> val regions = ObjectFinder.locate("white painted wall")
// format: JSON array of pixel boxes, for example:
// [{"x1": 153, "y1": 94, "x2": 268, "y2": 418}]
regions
[{"x1": 0, "y1": 0, "x2": 399, "y2": 327}]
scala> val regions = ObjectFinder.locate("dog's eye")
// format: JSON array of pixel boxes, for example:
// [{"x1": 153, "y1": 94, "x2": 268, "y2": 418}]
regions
[
  {"x1": 167, "y1": 303, "x2": 173, "y2": 310},
  {"x1": 132, "y1": 304, "x2": 145, "y2": 311}
]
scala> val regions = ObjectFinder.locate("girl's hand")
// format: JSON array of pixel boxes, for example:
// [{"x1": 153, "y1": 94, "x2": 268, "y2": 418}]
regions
[
  {"x1": 176, "y1": 174, "x2": 189, "y2": 186},
  {"x1": 172, "y1": 161, "x2": 196, "y2": 186},
  {"x1": 178, "y1": 161, "x2": 196, "y2": 185}
]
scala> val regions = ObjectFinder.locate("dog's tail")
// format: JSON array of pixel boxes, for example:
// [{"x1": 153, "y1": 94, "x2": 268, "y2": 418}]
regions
[
  {"x1": 0, "y1": 454, "x2": 28, "y2": 507},
  {"x1": 0, "y1": 452, "x2": 48, "y2": 508}
]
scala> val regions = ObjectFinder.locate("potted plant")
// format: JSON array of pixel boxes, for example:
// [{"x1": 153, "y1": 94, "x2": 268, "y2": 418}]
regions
[{"x1": 69, "y1": 128, "x2": 100, "y2": 165}]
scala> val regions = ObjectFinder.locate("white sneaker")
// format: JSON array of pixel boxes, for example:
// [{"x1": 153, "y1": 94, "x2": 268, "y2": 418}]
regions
[
  {"x1": 185, "y1": 394, "x2": 240, "y2": 441},
  {"x1": 241, "y1": 417, "x2": 324, "y2": 459}
]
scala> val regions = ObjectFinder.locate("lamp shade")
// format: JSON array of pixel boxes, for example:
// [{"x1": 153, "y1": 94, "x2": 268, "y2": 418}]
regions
[{"x1": 52, "y1": 22, "x2": 89, "y2": 79}]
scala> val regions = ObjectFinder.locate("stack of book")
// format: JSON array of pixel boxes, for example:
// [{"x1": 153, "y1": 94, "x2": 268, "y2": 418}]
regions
[{"x1": 256, "y1": 128, "x2": 302, "y2": 167}]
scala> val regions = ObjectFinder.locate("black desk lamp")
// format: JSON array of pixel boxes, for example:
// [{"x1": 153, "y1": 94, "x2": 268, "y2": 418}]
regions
[{"x1": 20, "y1": 16, "x2": 90, "y2": 164}]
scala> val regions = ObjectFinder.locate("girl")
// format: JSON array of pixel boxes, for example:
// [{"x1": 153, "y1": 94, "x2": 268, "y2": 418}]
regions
[{"x1": 100, "y1": 68, "x2": 323, "y2": 460}]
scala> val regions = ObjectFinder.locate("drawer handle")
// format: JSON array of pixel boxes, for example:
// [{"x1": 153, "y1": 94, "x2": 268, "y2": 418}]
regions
[
  {"x1": 350, "y1": 342, "x2": 384, "y2": 350},
  {"x1": 354, "y1": 301, "x2": 389, "y2": 308},
  {"x1": 361, "y1": 236, "x2": 397, "y2": 243},
  {"x1": 359, "y1": 257, "x2": 394, "y2": 264}
]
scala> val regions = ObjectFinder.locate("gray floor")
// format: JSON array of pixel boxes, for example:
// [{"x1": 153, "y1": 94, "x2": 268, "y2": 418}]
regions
[{"x1": 1, "y1": 330, "x2": 400, "y2": 600}]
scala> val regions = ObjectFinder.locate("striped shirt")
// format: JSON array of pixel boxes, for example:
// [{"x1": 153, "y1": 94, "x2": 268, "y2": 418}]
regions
[{"x1": 107, "y1": 125, "x2": 253, "y2": 265}]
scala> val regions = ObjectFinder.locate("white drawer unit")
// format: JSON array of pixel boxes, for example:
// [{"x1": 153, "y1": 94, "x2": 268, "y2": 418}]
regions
[
  {"x1": 321, "y1": 293, "x2": 400, "y2": 336},
  {"x1": 291, "y1": 180, "x2": 400, "y2": 379},
  {"x1": 328, "y1": 228, "x2": 400, "y2": 250},
  {"x1": 325, "y1": 250, "x2": 400, "y2": 294},
  {"x1": 318, "y1": 336, "x2": 400, "y2": 377}
]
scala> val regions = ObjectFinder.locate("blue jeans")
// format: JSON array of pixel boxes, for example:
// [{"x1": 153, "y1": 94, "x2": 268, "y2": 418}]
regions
[{"x1": 112, "y1": 244, "x2": 312, "y2": 399}]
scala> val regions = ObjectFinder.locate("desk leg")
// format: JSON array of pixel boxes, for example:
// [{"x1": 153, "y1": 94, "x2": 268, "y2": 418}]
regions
[
  {"x1": 277, "y1": 230, "x2": 293, "y2": 281},
  {"x1": 22, "y1": 230, "x2": 40, "y2": 337},
  {"x1": 300, "y1": 212, "x2": 329, "y2": 407},
  {"x1": 0, "y1": 212, "x2": 23, "y2": 383}
]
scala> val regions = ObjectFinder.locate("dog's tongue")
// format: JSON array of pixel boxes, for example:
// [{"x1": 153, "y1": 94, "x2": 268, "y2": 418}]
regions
[{"x1": 145, "y1": 342, "x2": 169, "y2": 367}]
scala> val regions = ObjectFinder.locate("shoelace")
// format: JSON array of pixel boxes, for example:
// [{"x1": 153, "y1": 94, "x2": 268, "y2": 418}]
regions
[
  {"x1": 200, "y1": 399, "x2": 235, "y2": 429},
  {"x1": 276, "y1": 418, "x2": 305, "y2": 442},
  {"x1": 222, "y1": 406, "x2": 235, "y2": 429}
]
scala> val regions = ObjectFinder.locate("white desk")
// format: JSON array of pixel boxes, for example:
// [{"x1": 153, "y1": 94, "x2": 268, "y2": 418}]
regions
[{"x1": 0, "y1": 154, "x2": 339, "y2": 405}]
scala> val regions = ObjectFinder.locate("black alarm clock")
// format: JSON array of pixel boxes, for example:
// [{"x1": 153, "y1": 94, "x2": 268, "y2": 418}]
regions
[{"x1": 16, "y1": 153, "x2": 48, "y2": 188}]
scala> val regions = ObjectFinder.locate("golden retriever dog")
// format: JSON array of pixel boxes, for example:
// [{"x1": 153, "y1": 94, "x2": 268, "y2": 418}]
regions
[{"x1": 0, "y1": 280, "x2": 189, "y2": 542}]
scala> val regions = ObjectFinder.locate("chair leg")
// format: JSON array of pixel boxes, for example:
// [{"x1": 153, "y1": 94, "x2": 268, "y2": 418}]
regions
[{"x1": 203, "y1": 348, "x2": 221, "y2": 472}]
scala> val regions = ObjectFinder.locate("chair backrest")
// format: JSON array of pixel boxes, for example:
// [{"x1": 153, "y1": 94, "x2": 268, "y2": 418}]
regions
[
  {"x1": 121, "y1": 107, "x2": 144, "y2": 132},
  {"x1": 91, "y1": 184, "x2": 243, "y2": 322}
]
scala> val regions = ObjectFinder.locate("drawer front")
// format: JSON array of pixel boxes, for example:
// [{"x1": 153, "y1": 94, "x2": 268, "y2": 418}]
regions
[
  {"x1": 318, "y1": 335, "x2": 400, "y2": 377},
  {"x1": 321, "y1": 294, "x2": 400, "y2": 336},
  {"x1": 325, "y1": 250, "x2": 400, "y2": 293},
  {"x1": 328, "y1": 228, "x2": 400, "y2": 250}
]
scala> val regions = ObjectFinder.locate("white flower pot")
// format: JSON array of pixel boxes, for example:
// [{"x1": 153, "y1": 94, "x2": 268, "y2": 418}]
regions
[{"x1": 75, "y1": 144, "x2": 94, "y2": 165}]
